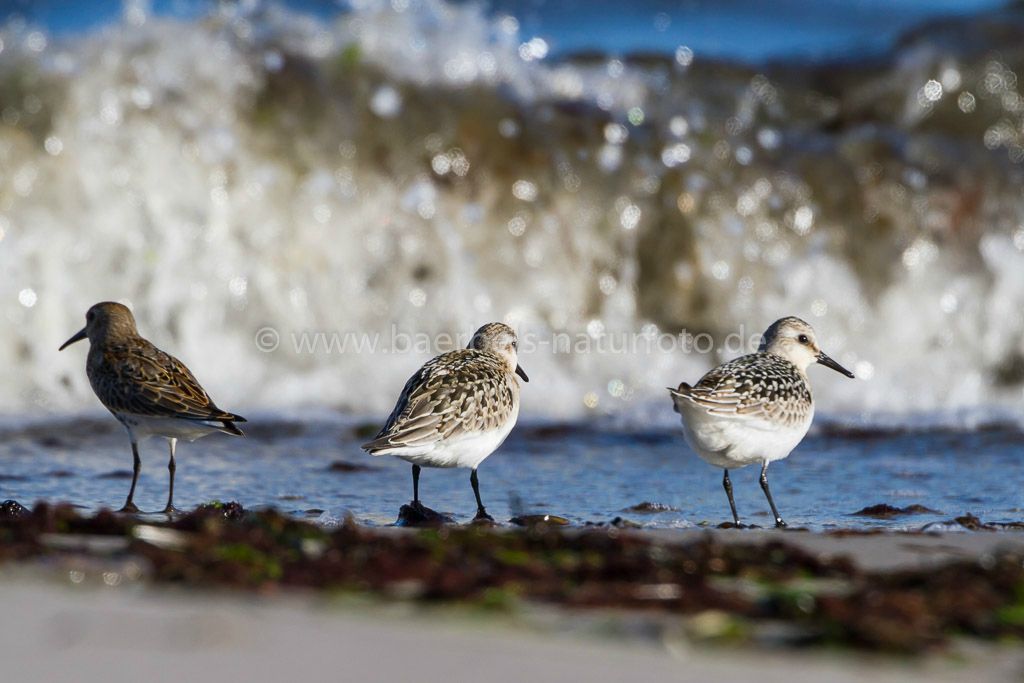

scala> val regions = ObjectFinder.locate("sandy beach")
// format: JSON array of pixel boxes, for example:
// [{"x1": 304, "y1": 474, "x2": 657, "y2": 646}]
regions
[
  {"x1": 2, "y1": 505, "x2": 1024, "y2": 681},
  {"x1": 2, "y1": 527, "x2": 1024, "y2": 683}
]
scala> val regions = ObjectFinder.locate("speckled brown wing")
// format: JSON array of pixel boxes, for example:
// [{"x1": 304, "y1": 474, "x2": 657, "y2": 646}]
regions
[
  {"x1": 673, "y1": 353, "x2": 812, "y2": 428},
  {"x1": 362, "y1": 349, "x2": 517, "y2": 453},
  {"x1": 86, "y1": 337, "x2": 245, "y2": 425}
]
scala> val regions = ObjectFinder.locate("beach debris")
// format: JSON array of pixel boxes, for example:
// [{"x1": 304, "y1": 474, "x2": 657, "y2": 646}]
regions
[
  {"x1": 0, "y1": 500, "x2": 29, "y2": 519},
  {"x1": 852, "y1": 504, "x2": 940, "y2": 518},
  {"x1": 196, "y1": 501, "x2": 246, "y2": 520},
  {"x1": 0, "y1": 506, "x2": 1021, "y2": 652},
  {"x1": 327, "y1": 461, "x2": 375, "y2": 473},
  {"x1": 622, "y1": 502, "x2": 678, "y2": 514},
  {"x1": 508, "y1": 514, "x2": 570, "y2": 527},
  {"x1": 395, "y1": 503, "x2": 453, "y2": 527}
]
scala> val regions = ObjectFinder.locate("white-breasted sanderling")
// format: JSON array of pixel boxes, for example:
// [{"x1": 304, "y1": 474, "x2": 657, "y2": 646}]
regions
[
  {"x1": 60, "y1": 302, "x2": 246, "y2": 513},
  {"x1": 668, "y1": 316, "x2": 854, "y2": 528},
  {"x1": 362, "y1": 322, "x2": 528, "y2": 523}
]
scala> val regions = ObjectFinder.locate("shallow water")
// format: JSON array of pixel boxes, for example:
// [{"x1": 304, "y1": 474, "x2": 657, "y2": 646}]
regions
[{"x1": 1, "y1": 415, "x2": 1020, "y2": 531}]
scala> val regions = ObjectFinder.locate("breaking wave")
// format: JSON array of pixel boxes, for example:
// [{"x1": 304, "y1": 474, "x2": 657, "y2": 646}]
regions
[{"x1": 2, "y1": 0, "x2": 1024, "y2": 427}]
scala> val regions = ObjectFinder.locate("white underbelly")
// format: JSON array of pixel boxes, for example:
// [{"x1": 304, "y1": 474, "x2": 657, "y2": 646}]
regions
[
  {"x1": 678, "y1": 404, "x2": 811, "y2": 469},
  {"x1": 118, "y1": 414, "x2": 222, "y2": 442},
  {"x1": 388, "y1": 410, "x2": 518, "y2": 469}
]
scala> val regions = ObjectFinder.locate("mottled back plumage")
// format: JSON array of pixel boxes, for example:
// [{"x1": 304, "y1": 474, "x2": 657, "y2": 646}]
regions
[
  {"x1": 87, "y1": 338, "x2": 244, "y2": 431},
  {"x1": 67, "y1": 302, "x2": 245, "y2": 434},
  {"x1": 362, "y1": 348, "x2": 518, "y2": 452},
  {"x1": 671, "y1": 353, "x2": 812, "y2": 429}
]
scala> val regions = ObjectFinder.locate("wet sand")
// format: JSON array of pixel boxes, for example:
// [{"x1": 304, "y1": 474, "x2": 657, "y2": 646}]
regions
[{"x1": 1, "y1": 577, "x2": 1022, "y2": 683}]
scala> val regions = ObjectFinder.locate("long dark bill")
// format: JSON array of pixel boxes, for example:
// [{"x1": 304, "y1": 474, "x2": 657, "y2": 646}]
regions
[
  {"x1": 816, "y1": 351, "x2": 855, "y2": 378},
  {"x1": 59, "y1": 328, "x2": 87, "y2": 351}
]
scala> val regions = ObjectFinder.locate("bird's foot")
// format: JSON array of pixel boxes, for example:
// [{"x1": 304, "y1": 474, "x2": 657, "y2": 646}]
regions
[
  {"x1": 775, "y1": 519, "x2": 788, "y2": 529},
  {"x1": 162, "y1": 504, "x2": 182, "y2": 517},
  {"x1": 717, "y1": 520, "x2": 758, "y2": 530},
  {"x1": 396, "y1": 501, "x2": 453, "y2": 527},
  {"x1": 471, "y1": 507, "x2": 495, "y2": 525},
  {"x1": 117, "y1": 501, "x2": 140, "y2": 514}
]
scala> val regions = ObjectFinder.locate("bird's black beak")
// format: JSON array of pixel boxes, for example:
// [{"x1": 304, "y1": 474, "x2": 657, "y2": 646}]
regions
[
  {"x1": 816, "y1": 351, "x2": 855, "y2": 378},
  {"x1": 515, "y1": 364, "x2": 529, "y2": 382},
  {"x1": 59, "y1": 327, "x2": 87, "y2": 351}
]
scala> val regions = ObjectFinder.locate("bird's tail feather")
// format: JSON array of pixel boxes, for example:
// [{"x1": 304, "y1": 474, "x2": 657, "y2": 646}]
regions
[
  {"x1": 667, "y1": 383, "x2": 693, "y2": 414},
  {"x1": 219, "y1": 419, "x2": 245, "y2": 436}
]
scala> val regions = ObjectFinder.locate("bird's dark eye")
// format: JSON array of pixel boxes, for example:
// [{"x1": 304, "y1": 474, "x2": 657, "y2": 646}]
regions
[
  {"x1": 512, "y1": 341, "x2": 518, "y2": 350},
  {"x1": 86, "y1": 312, "x2": 94, "y2": 322},
  {"x1": 797, "y1": 334, "x2": 809, "y2": 345}
]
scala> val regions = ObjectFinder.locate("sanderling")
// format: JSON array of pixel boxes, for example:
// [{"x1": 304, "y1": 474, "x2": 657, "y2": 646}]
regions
[
  {"x1": 669, "y1": 316, "x2": 854, "y2": 527},
  {"x1": 60, "y1": 302, "x2": 246, "y2": 513},
  {"x1": 362, "y1": 322, "x2": 528, "y2": 523}
]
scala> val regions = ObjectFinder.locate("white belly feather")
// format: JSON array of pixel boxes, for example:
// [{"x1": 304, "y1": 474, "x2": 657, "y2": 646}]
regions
[
  {"x1": 677, "y1": 402, "x2": 812, "y2": 469},
  {"x1": 379, "y1": 403, "x2": 519, "y2": 469},
  {"x1": 117, "y1": 414, "x2": 224, "y2": 442}
]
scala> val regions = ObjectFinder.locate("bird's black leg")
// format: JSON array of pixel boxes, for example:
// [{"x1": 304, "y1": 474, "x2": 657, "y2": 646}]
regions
[
  {"x1": 119, "y1": 441, "x2": 141, "y2": 513},
  {"x1": 396, "y1": 465, "x2": 451, "y2": 526},
  {"x1": 411, "y1": 464, "x2": 421, "y2": 508},
  {"x1": 759, "y1": 461, "x2": 787, "y2": 528},
  {"x1": 722, "y1": 469, "x2": 740, "y2": 526},
  {"x1": 470, "y1": 469, "x2": 493, "y2": 522},
  {"x1": 162, "y1": 438, "x2": 179, "y2": 515}
]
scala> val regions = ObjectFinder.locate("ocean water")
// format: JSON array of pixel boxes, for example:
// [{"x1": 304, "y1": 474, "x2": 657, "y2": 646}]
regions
[
  {"x1": 0, "y1": 415, "x2": 1020, "y2": 530},
  {"x1": 1, "y1": 1, "x2": 1023, "y2": 525}
]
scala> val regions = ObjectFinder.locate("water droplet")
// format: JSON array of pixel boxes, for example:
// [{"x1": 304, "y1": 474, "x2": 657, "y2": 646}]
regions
[
  {"x1": 793, "y1": 206, "x2": 814, "y2": 235},
  {"x1": 43, "y1": 136, "x2": 63, "y2": 156},
  {"x1": 512, "y1": 179, "x2": 537, "y2": 202},
  {"x1": 498, "y1": 118, "x2": 519, "y2": 138},
  {"x1": 598, "y1": 144, "x2": 622, "y2": 172},
  {"x1": 518, "y1": 37, "x2": 548, "y2": 62},
  {"x1": 228, "y1": 276, "x2": 248, "y2": 297},
  {"x1": 370, "y1": 86, "x2": 402, "y2": 118},
  {"x1": 675, "y1": 46, "x2": 693, "y2": 67},
  {"x1": 854, "y1": 361, "x2": 874, "y2": 380},
  {"x1": 25, "y1": 31, "x2": 47, "y2": 53},
  {"x1": 620, "y1": 204, "x2": 641, "y2": 230},
  {"x1": 660, "y1": 143, "x2": 691, "y2": 168},
  {"x1": 431, "y1": 154, "x2": 451, "y2": 175},
  {"x1": 921, "y1": 79, "x2": 943, "y2": 102},
  {"x1": 604, "y1": 123, "x2": 628, "y2": 144},
  {"x1": 607, "y1": 379, "x2": 625, "y2": 397},
  {"x1": 18, "y1": 288, "x2": 37, "y2": 308},
  {"x1": 507, "y1": 215, "x2": 527, "y2": 236},
  {"x1": 677, "y1": 193, "x2": 696, "y2": 214},
  {"x1": 669, "y1": 116, "x2": 688, "y2": 137}
]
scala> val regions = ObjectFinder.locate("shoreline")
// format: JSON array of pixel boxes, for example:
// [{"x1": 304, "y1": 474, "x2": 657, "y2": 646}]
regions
[{"x1": 0, "y1": 502, "x2": 1022, "y2": 657}]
